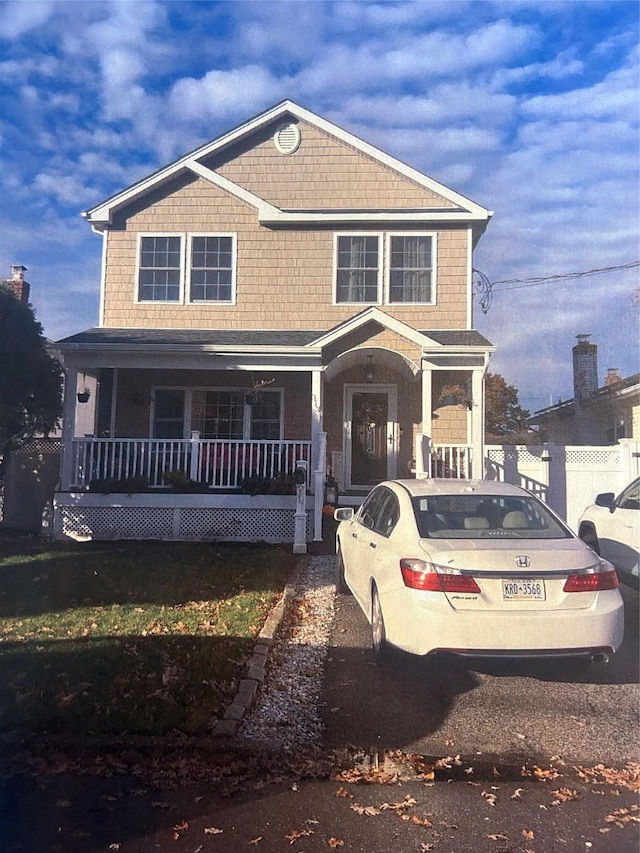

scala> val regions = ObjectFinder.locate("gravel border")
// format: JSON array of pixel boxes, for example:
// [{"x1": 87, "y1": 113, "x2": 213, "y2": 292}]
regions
[{"x1": 213, "y1": 555, "x2": 336, "y2": 750}]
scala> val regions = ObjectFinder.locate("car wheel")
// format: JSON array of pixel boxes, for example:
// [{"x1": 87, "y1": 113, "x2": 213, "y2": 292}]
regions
[
  {"x1": 335, "y1": 545, "x2": 351, "y2": 595},
  {"x1": 371, "y1": 584, "x2": 389, "y2": 664},
  {"x1": 579, "y1": 523, "x2": 601, "y2": 555}
]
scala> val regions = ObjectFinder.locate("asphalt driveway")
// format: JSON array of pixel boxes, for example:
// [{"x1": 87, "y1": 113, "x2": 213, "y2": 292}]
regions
[{"x1": 321, "y1": 581, "x2": 639, "y2": 766}]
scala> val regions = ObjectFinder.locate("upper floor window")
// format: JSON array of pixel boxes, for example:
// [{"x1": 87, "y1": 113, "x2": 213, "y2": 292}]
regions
[
  {"x1": 335, "y1": 235, "x2": 380, "y2": 304},
  {"x1": 335, "y1": 232, "x2": 436, "y2": 305},
  {"x1": 139, "y1": 236, "x2": 181, "y2": 302},
  {"x1": 190, "y1": 236, "x2": 234, "y2": 302},
  {"x1": 137, "y1": 234, "x2": 236, "y2": 304},
  {"x1": 388, "y1": 235, "x2": 433, "y2": 303}
]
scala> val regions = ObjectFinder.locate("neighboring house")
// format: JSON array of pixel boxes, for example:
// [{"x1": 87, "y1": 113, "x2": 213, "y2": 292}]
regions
[
  {"x1": 53, "y1": 100, "x2": 494, "y2": 544},
  {"x1": 530, "y1": 335, "x2": 640, "y2": 445}
]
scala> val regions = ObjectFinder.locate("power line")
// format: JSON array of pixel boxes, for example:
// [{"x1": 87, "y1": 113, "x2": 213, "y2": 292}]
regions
[{"x1": 473, "y1": 260, "x2": 640, "y2": 314}]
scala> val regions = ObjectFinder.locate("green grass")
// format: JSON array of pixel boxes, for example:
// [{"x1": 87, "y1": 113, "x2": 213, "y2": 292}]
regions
[{"x1": 0, "y1": 535, "x2": 294, "y2": 737}]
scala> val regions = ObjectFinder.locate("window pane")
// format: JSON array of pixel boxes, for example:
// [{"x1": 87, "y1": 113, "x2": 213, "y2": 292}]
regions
[
  {"x1": 336, "y1": 236, "x2": 379, "y2": 303},
  {"x1": 250, "y1": 391, "x2": 281, "y2": 440},
  {"x1": 153, "y1": 390, "x2": 185, "y2": 438},
  {"x1": 139, "y1": 236, "x2": 181, "y2": 301},
  {"x1": 190, "y1": 236, "x2": 234, "y2": 302},
  {"x1": 192, "y1": 390, "x2": 244, "y2": 439},
  {"x1": 389, "y1": 235, "x2": 432, "y2": 303}
]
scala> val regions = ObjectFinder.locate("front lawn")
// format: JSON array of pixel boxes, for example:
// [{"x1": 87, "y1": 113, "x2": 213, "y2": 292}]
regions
[{"x1": 0, "y1": 535, "x2": 294, "y2": 737}]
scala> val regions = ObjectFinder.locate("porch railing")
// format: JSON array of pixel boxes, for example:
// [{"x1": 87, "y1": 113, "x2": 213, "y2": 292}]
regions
[
  {"x1": 418, "y1": 442, "x2": 474, "y2": 479},
  {"x1": 69, "y1": 437, "x2": 312, "y2": 491}
]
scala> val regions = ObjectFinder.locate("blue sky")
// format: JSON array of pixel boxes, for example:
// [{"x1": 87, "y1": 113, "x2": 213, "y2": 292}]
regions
[{"x1": 0, "y1": 0, "x2": 638, "y2": 414}]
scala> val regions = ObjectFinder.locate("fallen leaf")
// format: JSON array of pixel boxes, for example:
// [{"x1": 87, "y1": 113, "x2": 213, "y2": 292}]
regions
[
  {"x1": 511, "y1": 788, "x2": 524, "y2": 799},
  {"x1": 551, "y1": 787, "x2": 579, "y2": 805},
  {"x1": 285, "y1": 828, "x2": 314, "y2": 843},
  {"x1": 350, "y1": 803, "x2": 381, "y2": 816},
  {"x1": 334, "y1": 787, "x2": 353, "y2": 798},
  {"x1": 411, "y1": 815, "x2": 433, "y2": 827},
  {"x1": 481, "y1": 791, "x2": 497, "y2": 807},
  {"x1": 604, "y1": 805, "x2": 640, "y2": 828},
  {"x1": 249, "y1": 837, "x2": 263, "y2": 845},
  {"x1": 328, "y1": 839, "x2": 344, "y2": 848},
  {"x1": 56, "y1": 799, "x2": 72, "y2": 808},
  {"x1": 420, "y1": 845, "x2": 435, "y2": 851},
  {"x1": 487, "y1": 833, "x2": 509, "y2": 841},
  {"x1": 204, "y1": 827, "x2": 223, "y2": 834},
  {"x1": 522, "y1": 829, "x2": 535, "y2": 839}
]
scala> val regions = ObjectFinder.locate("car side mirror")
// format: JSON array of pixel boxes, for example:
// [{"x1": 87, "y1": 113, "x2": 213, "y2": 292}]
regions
[
  {"x1": 334, "y1": 507, "x2": 354, "y2": 522},
  {"x1": 595, "y1": 492, "x2": 615, "y2": 510}
]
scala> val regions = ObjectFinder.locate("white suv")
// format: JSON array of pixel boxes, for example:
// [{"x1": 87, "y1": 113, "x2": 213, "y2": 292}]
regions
[{"x1": 578, "y1": 477, "x2": 640, "y2": 585}]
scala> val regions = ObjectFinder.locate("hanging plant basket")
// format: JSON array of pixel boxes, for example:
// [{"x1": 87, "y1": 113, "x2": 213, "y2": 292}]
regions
[
  {"x1": 77, "y1": 390, "x2": 91, "y2": 403},
  {"x1": 438, "y1": 384, "x2": 471, "y2": 408}
]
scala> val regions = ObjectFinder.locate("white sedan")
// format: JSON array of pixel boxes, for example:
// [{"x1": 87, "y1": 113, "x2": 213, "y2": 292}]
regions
[
  {"x1": 578, "y1": 477, "x2": 640, "y2": 584},
  {"x1": 334, "y1": 479, "x2": 624, "y2": 664}
]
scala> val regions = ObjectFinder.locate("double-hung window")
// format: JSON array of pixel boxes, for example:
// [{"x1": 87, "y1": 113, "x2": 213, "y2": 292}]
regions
[
  {"x1": 153, "y1": 388, "x2": 282, "y2": 440},
  {"x1": 190, "y1": 235, "x2": 234, "y2": 302},
  {"x1": 138, "y1": 236, "x2": 182, "y2": 302},
  {"x1": 388, "y1": 234, "x2": 434, "y2": 304},
  {"x1": 335, "y1": 234, "x2": 381, "y2": 304},
  {"x1": 335, "y1": 233, "x2": 435, "y2": 305},
  {"x1": 137, "y1": 234, "x2": 236, "y2": 303}
]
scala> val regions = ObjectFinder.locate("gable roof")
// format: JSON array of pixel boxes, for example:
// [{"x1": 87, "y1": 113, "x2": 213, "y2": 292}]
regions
[{"x1": 83, "y1": 100, "x2": 493, "y2": 232}]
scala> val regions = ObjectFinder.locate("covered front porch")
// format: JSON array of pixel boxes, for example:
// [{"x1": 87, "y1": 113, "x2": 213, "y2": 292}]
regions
[{"x1": 54, "y1": 315, "x2": 492, "y2": 544}]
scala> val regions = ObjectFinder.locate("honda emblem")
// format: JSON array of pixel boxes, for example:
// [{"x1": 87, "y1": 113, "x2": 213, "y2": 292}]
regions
[{"x1": 516, "y1": 556, "x2": 531, "y2": 568}]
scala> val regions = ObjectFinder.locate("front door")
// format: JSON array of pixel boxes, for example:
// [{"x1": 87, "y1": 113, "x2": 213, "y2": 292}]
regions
[{"x1": 345, "y1": 385, "x2": 398, "y2": 489}]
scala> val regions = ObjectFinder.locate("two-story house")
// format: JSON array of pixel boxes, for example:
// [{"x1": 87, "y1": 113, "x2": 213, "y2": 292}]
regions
[{"x1": 53, "y1": 100, "x2": 494, "y2": 545}]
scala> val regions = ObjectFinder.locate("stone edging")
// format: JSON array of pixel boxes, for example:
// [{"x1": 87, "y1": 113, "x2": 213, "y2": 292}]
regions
[{"x1": 211, "y1": 557, "x2": 304, "y2": 738}]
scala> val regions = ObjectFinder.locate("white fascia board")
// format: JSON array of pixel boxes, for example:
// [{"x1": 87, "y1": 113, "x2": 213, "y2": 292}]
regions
[
  {"x1": 186, "y1": 160, "x2": 281, "y2": 218},
  {"x1": 259, "y1": 210, "x2": 490, "y2": 224},
  {"x1": 83, "y1": 99, "x2": 494, "y2": 228},
  {"x1": 310, "y1": 306, "x2": 429, "y2": 349}
]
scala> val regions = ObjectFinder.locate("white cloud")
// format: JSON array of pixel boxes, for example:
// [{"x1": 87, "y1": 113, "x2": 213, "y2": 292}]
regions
[
  {"x1": 168, "y1": 65, "x2": 284, "y2": 123},
  {"x1": 0, "y1": 0, "x2": 55, "y2": 39}
]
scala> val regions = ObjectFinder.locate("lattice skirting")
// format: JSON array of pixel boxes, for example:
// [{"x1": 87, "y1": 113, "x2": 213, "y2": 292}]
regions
[{"x1": 54, "y1": 494, "x2": 311, "y2": 544}]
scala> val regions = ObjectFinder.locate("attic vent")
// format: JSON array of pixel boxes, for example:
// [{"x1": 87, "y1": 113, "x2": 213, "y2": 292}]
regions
[{"x1": 274, "y1": 122, "x2": 301, "y2": 154}]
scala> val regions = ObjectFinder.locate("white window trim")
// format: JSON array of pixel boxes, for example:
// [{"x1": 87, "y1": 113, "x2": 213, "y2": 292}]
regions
[
  {"x1": 136, "y1": 233, "x2": 185, "y2": 305},
  {"x1": 384, "y1": 231, "x2": 437, "y2": 306},
  {"x1": 136, "y1": 232, "x2": 237, "y2": 306},
  {"x1": 151, "y1": 386, "x2": 284, "y2": 440},
  {"x1": 333, "y1": 232, "x2": 383, "y2": 306},
  {"x1": 187, "y1": 232, "x2": 237, "y2": 305}
]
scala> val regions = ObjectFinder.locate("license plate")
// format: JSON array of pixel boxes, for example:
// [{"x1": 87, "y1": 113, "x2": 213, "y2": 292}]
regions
[{"x1": 502, "y1": 578, "x2": 546, "y2": 600}]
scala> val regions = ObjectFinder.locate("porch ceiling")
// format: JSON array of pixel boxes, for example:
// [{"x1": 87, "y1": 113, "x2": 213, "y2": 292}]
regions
[{"x1": 324, "y1": 346, "x2": 419, "y2": 381}]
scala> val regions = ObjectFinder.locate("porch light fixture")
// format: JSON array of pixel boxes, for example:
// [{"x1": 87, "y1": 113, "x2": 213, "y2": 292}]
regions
[{"x1": 365, "y1": 354, "x2": 375, "y2": 384}]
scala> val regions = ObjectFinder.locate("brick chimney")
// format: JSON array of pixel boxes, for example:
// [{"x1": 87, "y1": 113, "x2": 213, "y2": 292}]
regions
[
  {"x1": 604, "y1": 368, "x2": 622, "y2": 386},
  {"x1": 1, "y1": 265, "x2": 30, "y2": 303},
  {"x1": 572, "y1": 334, "x2": 598, "y2": 402}
]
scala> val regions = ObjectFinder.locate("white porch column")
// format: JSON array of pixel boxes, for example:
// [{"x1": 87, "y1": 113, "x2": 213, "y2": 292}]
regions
[
  {"x1": 60, "y1": 368, "x2": 79, "y2": 490},
  {"x1": 471, "y1": 368, "x2": 484, "y2": 478},
  {"x1": 416, "y1": 362, "x2": 433, "y2": 477},
  {"x1": 311, "y1": 368, "x2": 325, "y2": 542},
  {"x1": 310, "y1": 368, "x2": 324, "y2": 489}
]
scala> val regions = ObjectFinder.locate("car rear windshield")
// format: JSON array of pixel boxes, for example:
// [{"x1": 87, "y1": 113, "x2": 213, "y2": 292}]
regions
[{"x1": 412, "y1": 493, "x2": 572, "y2": 539}]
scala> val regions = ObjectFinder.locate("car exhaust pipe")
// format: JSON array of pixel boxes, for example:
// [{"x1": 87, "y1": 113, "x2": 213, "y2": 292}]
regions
[{"x1": 590, "y1": 652, "x2": 610, "y2": 666}]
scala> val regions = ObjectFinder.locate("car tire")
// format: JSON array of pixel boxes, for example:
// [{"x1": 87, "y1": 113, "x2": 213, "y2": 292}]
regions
[
  {"x1": 371, "y1": 584, "x2": 389, "y2": 664},
  {"x1": 335, "y1": 546, "x2": 351, "y2": 595},
  {"x1": 579, "y1": 523, "x2": 601, "y2": 556}
]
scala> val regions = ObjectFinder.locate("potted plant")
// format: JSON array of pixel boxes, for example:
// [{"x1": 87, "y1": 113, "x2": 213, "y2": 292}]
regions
[{"x1": 438, "y1": 383, "x2": 471, "y2": 408}]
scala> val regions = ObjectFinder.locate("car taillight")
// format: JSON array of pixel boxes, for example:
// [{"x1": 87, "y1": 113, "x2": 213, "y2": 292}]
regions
[
  {"x1": 564, "y1": 561, "x2": 619, "y2": 592},
  {"x1": 400, "y1": 559, "x2": 481, "y2": 594}
]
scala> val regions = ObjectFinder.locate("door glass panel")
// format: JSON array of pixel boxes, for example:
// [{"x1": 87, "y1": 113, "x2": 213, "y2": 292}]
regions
[{"x1": 351, "y1": 392, "x2": 388, "y2": 486}]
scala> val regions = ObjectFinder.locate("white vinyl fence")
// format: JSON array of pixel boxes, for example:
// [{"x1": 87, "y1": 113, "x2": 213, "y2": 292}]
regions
[{"x1": 485, "y1": 440, "x2": 640, "y2": 531}]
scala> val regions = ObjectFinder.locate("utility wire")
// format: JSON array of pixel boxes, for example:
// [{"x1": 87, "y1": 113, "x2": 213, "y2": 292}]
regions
[{"x1": 473, "y1": 261, "x2": 640, "y2": 313}]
